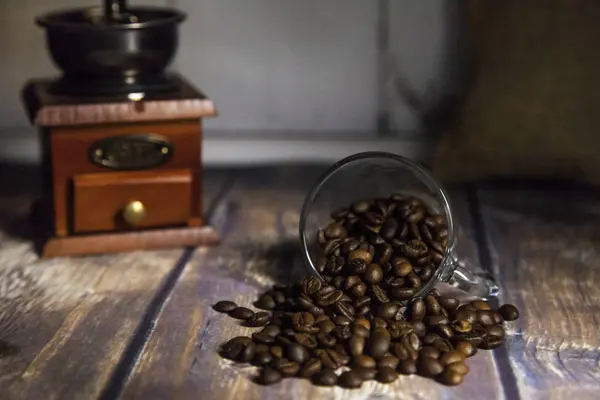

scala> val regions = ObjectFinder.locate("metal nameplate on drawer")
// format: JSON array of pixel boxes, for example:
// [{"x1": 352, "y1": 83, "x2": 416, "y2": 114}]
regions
[{"x1": 89, "y1": 134, "x2": 173, "y2": 170}]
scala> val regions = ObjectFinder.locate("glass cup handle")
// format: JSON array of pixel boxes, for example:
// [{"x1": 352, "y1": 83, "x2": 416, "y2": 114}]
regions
[{"x1": 442, "y1": 255, "x2": 500, "y2": 300}]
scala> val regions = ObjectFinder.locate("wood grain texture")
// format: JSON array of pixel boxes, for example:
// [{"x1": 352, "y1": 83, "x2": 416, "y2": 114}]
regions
[
  {"x1": 120, "y1": 169, "x2": 505, "y2": 400},
  {"x1": 0, "y1": 167, "x2": 232, "y2": 400},
  {"x1": 477, "y1": 183, "x2": 600, "y2": 400}
]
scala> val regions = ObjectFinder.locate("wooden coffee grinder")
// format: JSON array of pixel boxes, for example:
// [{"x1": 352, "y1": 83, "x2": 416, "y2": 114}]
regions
[{"x1": 22, "y1": 1, "x2": 219, "y2": 258}]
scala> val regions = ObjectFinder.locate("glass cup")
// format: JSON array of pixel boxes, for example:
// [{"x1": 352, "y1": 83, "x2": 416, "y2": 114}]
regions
[{"x1": 298, "y1": 151, "x2": 499, "y2": 301}]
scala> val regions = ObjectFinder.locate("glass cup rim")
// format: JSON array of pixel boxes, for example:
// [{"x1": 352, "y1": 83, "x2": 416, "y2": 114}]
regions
[{"x1": 298, "y1": 151, "x2": 457, "y2": 300}]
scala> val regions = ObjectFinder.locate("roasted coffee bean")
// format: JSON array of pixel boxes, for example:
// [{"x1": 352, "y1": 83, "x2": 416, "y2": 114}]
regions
[
  {"x1": 389, "y1": 320, "x2": 414, "y2": 336},
  {"x1": 316, "y1": 257, "x2": 328, "y2": 273},
  {"x1": 398, "y1": 359, "x2": 417, "y2": 375},
  {"x1": 406, "y1": 272, "x2": 422, "y2": 289},
  {"x1": 347, "y1": 259, "x2": 367, "y2": 275},
  {"x1": 349, "y1": 335, "x2": 366, "y2": 356},
  {"x1": 403, "y1": 240, "x2": 429, "y2": 259},
  {"x1": 436, "y1": 324, "x2": 454, "y2": 339},
  {"x1": 325, "y1": 222, "x2": 347, "y2": 239},
  {"x1": 330, "y1": 207, "x2": 348, "y2": 220},
  {"x1": 333, "y1": 325, "x2": 352, "y2": 340},
  {"x1": 437, "y1": 296, "x2": 459, "y2": 312},
  {"x1": 402, "y1": 332, "x2": 421, "y2": 352},
  {"x1": 499, "y1": 304, "x2": 520, "y2": 321},
  {"x1": 384, "y1": 276, "x2": 405, "y2": 289},
  {"x1": 426, "y1": 315, "x2": 449, "y2": 326},
  {"x1": 432, "y1": 338, "x2": 453, "y2": 353},
  {"x1": 333, "y1": 316, "x2": 352, "y2": 326},
  {"x1": 246, "y1": 312, "x2": 270, "y2": 327},
  {"x1": 295, "y1": 296, "x2": 315, "y2": 311},
  {"x1": 454, "y1": 340, "x2": 477, "y2": 358},
  {"x1": 364, "y1": 264, "x2": 383, "y2": 284},
  {"x1": 455, "y1": 308, "x2": 477, "y2": 324},
  {"x1": 381, "y1": 219, "x2": 399, "y2": 240},
  {"x1": 315, "y1": 290, "x2": 344, "y2": 307},
  {"x1": 420, "y1": 346, "x2": 440, "y2": 359},
  {"x1": 480, "y1": 336, "x2": 503, "y2": 350},
  {"x1": 332, "y1": 275, "x2": 345, "y2": 289},
  {"x1": 419, "y1": 265, "x2": 434, "y2": 281},
  {"x1": 471, "y1": 300, "x2": 491, "y2": 310},
  {"x1": 334, "y1": 301, "x2": 355, "y2": 320},
  {"x1": 391, "y1": 287, "x2": 415, "y2": 301},
  {"x1": 229, "y1": 307, "x2": 254, "y2": 320},
  {"x1": 301, "y1": 277, "x2": 323, "y2": 296},
  {"x1": 259, "y1": 367, "x2": 282, "y2": 385},
  {"x1": 352, "y1": 323, "x2": 370, "y2": 338},
  {"x1": 492, "y1": 312, "x2": 503, "y2": 325},
  {"x1": 452, "y1": 320, "x2": 472, "y2": 333},
  {"x1": 425, "y1": 296, "x2": 442, "y2": 316},
  {"x1": 477, "y1": 310, "x2": 496, "y2": 326},
  {"x1": 294, "y1": 333, "x2": 318, "y2": 349},
  {"x1": 376, "y1": 302, "x2": 400, "y2": 320},
  {"x1": 412, "y1": 321, "x2": 427, "y2": 337},
  {"x1": 272, "y1": 291, "x2": 286, "y2": 305},
  {"x1": 367, "y1": 328, "x2": 391, "y2": 360},
  {"x1": 392, "y1": 260, "x2": 413, "y2": 277},
  {"x1": 254, "y1": 295, "x2": 276, "y2": 310},
  {"x1": 349, "y1": 282, "x2": 367, "y2": 298},
  {"x1": 341, "y1": 239, "x2": 361, "y2": 255},
  {"x1": 270, "y1": 346, "x2": 283, "y2": 358},
  {"x1": 262, "y1": 325, "x2": 281, "y2": 337},
  {"x1": 392, "y1": 342, "x2": 409, "y2": 361},
  {"x1": 298, "y1": 358, "x2": 323, "y2": 378},
  {"x1": 373, "y1": 318, "x2": 388, "y2": 329},
  {"x1": 325, "y1": 256, "x2": 345, "y2": 275},
  {"x1": 354, "y1": 367, "x2": 377, "y2": 381},
  {"x1": 363, "y1": 212, "x2": 384, "y2": 227},
  {"x1": 354, "y1": 296, "x2": 371, "y2": 310},
  {"x1": 418, "y1": 357, "x2": 444, "y2": 377},
  {"x1": 338, "y1": 370, "x2": 363, "y2": 389},
  {"x1": 371, "y1": 285, "x2": 390, "y2": 303},
  {"x1": 351, "y1": 200, "x2": 370, "y2": 214},
  {"x1": 446, "y1": 361, "x2": 469, "y2": 376},
  {"x1": 317, "y1": 319, "x2": 336, "y2": 334},
  {"x1": 348, "y1": 249, "x2": 373, "y2": 264},
  {"x1": 285, "y1": 343, "x2": 310, "y2": 364},
  {"x1": 438, "y1": 369, "x2": 463, "y2": 386},
  {"x1": 255, "y1": 344, "x2": 270, "y2": 353},
  {"x1": 367, "y1": 232, "x2": 385, "y2": 245},
  {"x1": 378, "y1": 354, "x2": 400, "y2": 370},
  {"x1": 375, "y1": 244, "x2": 393, "y2": 265},
  {"x1": 313, "y1": 368, "x2": 338, "y2": 386},
  {"x1": 486, "y1": 325, "x2": 506, "y2": 339},
  {"x1": 410, "y1": 299, "x2": 426, "y2": 321},
  {"x1": 252, "y1": 331, "x2": 275, "y2": 344},
  {"x1": 316, "y1": 331, "x2": 336, "y2": 348},
  {"x1": 430, "y1": 241, "x2": 445, "y2": 254},
  {"x1": 352, "y1": 354, "x2": 376, "y2": 369},
  {"x1": 221, "y1": 337, "x2": 255, "y2": 362},
  {"x1": 354, "y1": 317, "x2": 371, "y2": 331},
  {"x1": 317, "y1": 228, "x2": 328, "y2": 246},
  {"x1": 213, "y1": 301, "x2": 237, "y2": 313},
  {"x1": 252, "y1": 351, "x2": 273, "y2": 366},
  {"x1": 314, "y1": 314, "x2": 330, "y2": 324},
  {"x1": 439, "y1": 351, "x2": 465, "y2": 366},
  {"x1": 344, "y1": 275, "x2": 361, "y2": 290},
  {"x1": 376, "y1": 367, "x2": 398, "y2": 383},
  {"x1": 274, "y1": 359, "x2": 300, "y2": 377},
  {"x1": 292, "y1": 312, "x2": 315, "y2": 330}
]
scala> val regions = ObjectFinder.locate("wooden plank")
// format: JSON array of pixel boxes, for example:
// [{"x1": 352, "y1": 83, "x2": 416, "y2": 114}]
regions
[
  {"x1": 477, "y1": 183, "x2": 600, "y2": 400},
  {"x1": 121, "y1": 171, "x2": 505, "y2": 400},
  {"x1": 0, "y1": 167, "x2": 233, "y2": 400}
]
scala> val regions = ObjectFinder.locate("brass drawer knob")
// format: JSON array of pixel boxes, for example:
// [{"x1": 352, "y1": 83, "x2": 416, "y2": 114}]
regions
[{"x1": 122, "y1": 200, "x2": 146, "y2": 225}]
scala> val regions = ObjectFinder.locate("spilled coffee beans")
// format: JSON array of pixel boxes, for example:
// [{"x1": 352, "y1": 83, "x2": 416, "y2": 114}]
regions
[{"x1": 212, "y1": 193, "x2": 520, "y2": 389}]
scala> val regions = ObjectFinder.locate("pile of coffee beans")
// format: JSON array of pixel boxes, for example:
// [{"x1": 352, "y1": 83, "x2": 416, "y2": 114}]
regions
[
  {"x1": 315, "y1": 195, "x2": 448, "y2": 302},
  {"x1": 213, "y1": 194, "x2": 520, "y2": 389}
]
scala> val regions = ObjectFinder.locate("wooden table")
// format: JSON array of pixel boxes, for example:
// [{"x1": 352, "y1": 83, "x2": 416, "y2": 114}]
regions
[{"x1": 0, "y1": 165, "x2": 598, "y2": 400}]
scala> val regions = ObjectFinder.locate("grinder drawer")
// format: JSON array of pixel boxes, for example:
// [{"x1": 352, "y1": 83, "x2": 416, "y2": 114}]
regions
[{"x1": 73, "y1": 169, "x2": 192, "y2": 233}]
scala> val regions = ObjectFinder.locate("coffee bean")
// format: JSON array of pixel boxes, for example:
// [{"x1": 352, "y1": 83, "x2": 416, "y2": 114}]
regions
[
  {"x1": 437, "y1": 296, "x2": 459, "y2": 312},
  {"x1": 438, "y1": 369, "x2": 463, "y2": 386},
  {"x1": 229, "y1": 307, "x2": 254, "y2": 320},
  {"x1": 381, "y1": 219, "x2": 399, "y2": 240},
  {"x1": 371, "y1": 285, "x2": 390, "y2": 303},
  {"x1": 349, "y1": 282, "x2": 367, "y2": 298},
  {"x1": 436, "y1": 324, "x2": 454, "y2": 339},
  {"x1": 373, "y1": 318, "x2": 388, "y2": 329},
  {"x1": 325, "y1": 222, "x2": 347, "y2": 239},
  {"x1": 348, "y1": 249, "x2": 373, "y2": 264},
  {"x1": 477, "y1": 310, "x2": 496, "y2": 326},
  {"x1": 349, "y1": 335, "x2": 366, "y2": 356},
  {"x1": 316, "y1": 331, "x2": 336, "y2": 348},
  {"x1": 398, "y1": 359, "x2": 417, "y2": 375},
  {"x1": 376, "y1": 367, "x2": 398, "y2": 383},
  {"x1": 333, "y1": 325, "x2": 352, "y2": 340},
  {"x1": 259, "y1": 367, "x2": 282, "y2": 385},
  {"x1": 300, "y1": 276, "x2": 323, "y2": 296},
  {"x1": 425, "y1": 296, "x2": 442, "y2": 316},
  {"x1": 418, "y1": 357, "x2": 444, "y2": 377},
  {"x1": 272, "y1": 291, "x2": 286, "y2": 305},
  {"x1": 333, "y1": 316, "x2": 352, "y2": 326},
  {"x1": 401, "y1": 332, "x2": 421, "y2": 353},
  {"x1": 391, "y1": 287, "x2": 415, "y2": 301},
  {"x1": 313, "y1": 368, "x2": 337, "y2": 386},
  {"x1": 341, "y1": 239, "x2": 360, "y2": 255},
  {"x1": 367, "y1": 328, "x2": 391, "y2": 360},
  {"x1": 364, "y1": 264, "x2": 383, "y2": 284},
  {"x1": 299, "y1": 358, "x2": 322, "y2": 378},
  {"x1": 454, "y1": 341, "x2": 477, "y2": 358},
  {"x1": 213, "y1": 301, "x2": 237, "y2": 313},
  {"x1": 294, "y1": 333, "x2": 318, "y2": 349},
  {"x1": 315, "y1": 290, "x2": 344, "y2": 307},
  {"x1": 480, "y1": 336, "x2": 503, "y2": 350},
  {"x1": 410, "y1": 299, "x2": 426, "y2": 321},
  {"x1": 270, "y1": 346, "x2": 283, "y2": 358},
  {"x1": 316, "y1": 349, "x2": 343, "y2": 369},
  {"x1": 246, "y1": 312, "x2": 270, "y2": 327},
  {"x1": 446, "y1": 361, "x2": 469, "y2": 375},
  {"x1": 419, "y1": 265, "x2": 434, "y2": 281},
  {"x1": 439, "y1": 350, "x2": 465, "y2": 366},
  {"x1": 352, "y1": 354, "x2": 376, "y2": 369},
  {"x1": 492, "y1": 312, "x2": 503, "y2": 324},
  {"x1": 392, "y1": 261, "x2": 413, "y2": 277},
  {"x1": 354, "y1": 296, "x2": 371, "y2": 310},
  {"x1": 274, "y1": 359, "x2": 301, "y2": 377},
  {"x1": 420, "y1": 346, "x2": 440, "y2": 359},
  {"x1": 285, "y1": 343, "x2": 310, "y2": 364},
  {"x1": 392, "y1": 342, "x2": 409, "y2": 360},
  {"x1": 332, "y1": 275, "x2": 345, "y2": 288},
  {"x1": 352, "y1": 323, "x2": 370, "y2": 338},
  {"x1": 221, "y1": 337, "x2": 255, "y2": 362},
  {"x1": 317, "y1": 319, "x2": 336, "y2": 334},
  {"x1": 376, "y1": 302, "x2": 400, "y2": 320},
  {"x1": 471, "y1": 300, "x2": 491, "y2": 310},
  {"x1": 252, "y1": 331, "x2": 275, "y2": 344},
  {"x1": 339, "y1": 370, "x2": 363, "y2": 389},
  {"x1": 334, "y1": 301, "x2": 355, "y2": 320},
  {"x1": 412, "y1": 321, "x2": 427, "y2": 337},
  {"x1": 252, "y1": 351, "x2": 273, "y2": 366},
  {"x1": 432, "y1": 338, "x2": 453, "y2": 353},
  {"x1": 499, "y1": 304, "x2": 520, "y2": 321},
  {"x1": 255, "y1": 344, "x2": 270, "y2": 353},
  {"x1": 378, "y1": 354, "x2": 400, "y2": 370},
  {"x1": 486, "y1": 325, "x2": 506, "y2": 339},
  {"x1": 353, "y1": 367, "x2": 377, "y2": 381},
  {"x1": 455, "y1": 308, "x2": 477, "y2": 324},
  {"x1": 254, "y1": 294, "x2": 276, "y2": 310},
  {"x1": 426, "y1": 315, "x2": 449, "y2": 326}
]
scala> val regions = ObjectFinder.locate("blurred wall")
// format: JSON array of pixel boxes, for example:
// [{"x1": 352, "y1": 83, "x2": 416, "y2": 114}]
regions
[{"x1": 0, "y1": 0, "x2": 458, "y2": 165}]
